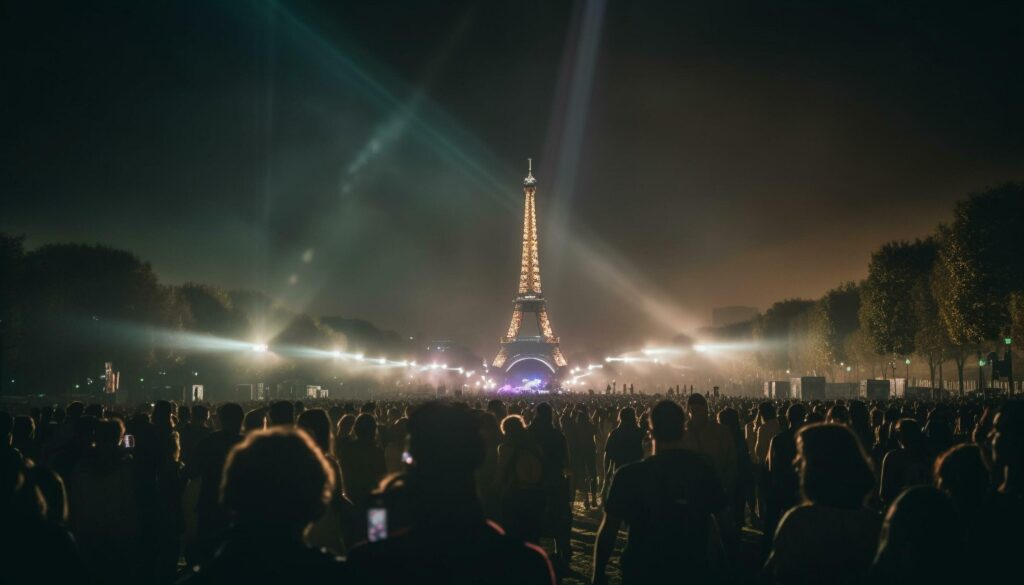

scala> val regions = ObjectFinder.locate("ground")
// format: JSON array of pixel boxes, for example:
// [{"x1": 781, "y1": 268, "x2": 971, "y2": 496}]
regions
[{"x1": 541, "y1": 502, "x2": 766, "y2": 585}]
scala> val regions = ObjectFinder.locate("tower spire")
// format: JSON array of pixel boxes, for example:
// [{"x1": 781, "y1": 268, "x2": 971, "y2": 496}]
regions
[{"x1": 494, "y1": 158, "x2": 567, "y2": 373}]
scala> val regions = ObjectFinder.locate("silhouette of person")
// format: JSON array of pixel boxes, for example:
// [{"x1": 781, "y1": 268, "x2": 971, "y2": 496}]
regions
[
  {"x1": 496, "y1": 414, "x2": 545, "y2": 543},
  {"x1": 603, "y1": 407, "x2": 644, "y2": 490},
  {"x1": 878, "y1": 418, "x2": 931, "y2": 506},
  {"x1": 298, "y1": 408, "x2": 359, "y2": 554},
  {"x1": 934, "y1": 443, "x2": 989, "y2": 542},
  {"x1": 870, "y1": 486, "x2": 963, "y2": 585},
  {"x1": 528, "y1": 402, "x2": 572, "y2": 570},
  {"x1": 593, "y1": 400, "x2": 726, "y2": 585},
  {"x1": 337, "y1": 413, "x2": 386, "y2": 508},
  {"x1": 186, "y1": 403, "x2": 244, "y2": 566},
  {"x1": 1, "y1": 456, "x2": 86, "y2": 583},
  {"x1": 65, "y1": 417, "x2": 140, "y2": 584},
  {"x1": 179, "y1": 428, "x2": 346, "y2": 584},
  {"x1": 268, "y1": 401, "x2": 295, "y2": 427},
  {"x1": 976, "y1": 400, "x2": 1024, "y2": 581},
  {"x1": 763, "y1": 403, "x2": 807, "y2": 550},
  {"x1": 765, "y1": 423, "x2": 880, "y2": 585},
  {"x1": 347, "y1": 402, "x2": 554, "y2": 585}
]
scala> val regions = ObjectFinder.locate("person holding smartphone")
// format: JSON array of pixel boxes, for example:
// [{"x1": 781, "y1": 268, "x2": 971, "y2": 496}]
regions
[{"x1": 348, "y1": 402, "x2": 555, "y2": 585}]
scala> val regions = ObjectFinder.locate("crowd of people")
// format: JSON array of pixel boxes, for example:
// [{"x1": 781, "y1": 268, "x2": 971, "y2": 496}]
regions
[{"x1": 2, "y1": 389, "x2": 1022, "y2": 584}]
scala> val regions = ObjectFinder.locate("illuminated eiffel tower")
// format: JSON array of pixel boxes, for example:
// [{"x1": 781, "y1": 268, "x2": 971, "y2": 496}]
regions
[{"x1": 493, "y1": 159, "x2": 568, "y2": 378}]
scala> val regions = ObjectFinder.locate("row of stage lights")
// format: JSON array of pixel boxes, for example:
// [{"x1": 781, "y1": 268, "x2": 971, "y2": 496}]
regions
[{"x1": 247, "y1": 341, "x2": 496, "y2": 388}]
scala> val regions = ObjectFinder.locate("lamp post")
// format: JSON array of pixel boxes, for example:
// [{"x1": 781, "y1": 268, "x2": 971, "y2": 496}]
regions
[
  {"x1": 978, "y1": 356, "x2": 987, "y2": 394},
  {"x1": 905, "y1": 358, "x2": 911, "y2": 387},
  {"x1": 1006, "y1": 337, "x2": 1014, "y2": 396}
]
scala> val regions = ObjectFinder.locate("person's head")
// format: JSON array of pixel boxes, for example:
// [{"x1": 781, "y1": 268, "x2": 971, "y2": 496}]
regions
[
  {"x1": 217, "y1": 403, "x2": 244, "y2": 435},
  {"x1": 686, "y1": 393, "x2": 709, "y2": 423},
  {"x1": 650, "y1": 400, "x2": 686, "y2": 447},
  {"x1": 873, "y1": 486, "x2": 960, "y2": 581},
  {"x1": 221, "y1": 428, "x2": 333, "y2": 536},
  {"x1": 327, "y1": 405, "x2": 343, "y2": 425},
  {"x1": 94, "y1": 418, "x2": 125, "y2": 450},
  {"x1": 337, "y1": 414, "x2": 356, "y2": 438},
  {"x1": 717, "y1": 407, "x2": 739, "y2": 431},
  {"x1": 12, "y1": 415, "x2": 35, "y2": 444},
  {"x1": 849, "y1": 401, "x2": 869, "y2": 428},
  {"x1": 617, "y1": 406, "x2": 637, "y2": 427},
  {"x1": 992, "y1": 400, "x2": 1024, "y2": 475},
  {"x1": 796, "y1": 423, "x2": 874, "y2": 508},
  {"x1": 870, "y1": 407, "x2": 884, "y2": 427},
  {"x1": 408, "y1": 402, "x2": 484, "y2": 480},
  {"x1": 534, "y1": 402, "x2": 553, "y2": 425},
  {"x1": 243, "y1": 408, "x2": 266, "y2": 433},
  {"x1": 787, "y1": 403, "x2": 807, "y2": 428},
  {"x1": 153, "y1": 401, "x2": 172, "y2": 426},
  {"x1": 268, "y1": 401, "x2": 295, "y2": 427},
  {"x1": 84, "y1": 404, "x2": 104, "y2": 419},
  {"x1": 66, "y1": 401, "x2": 85, "y2": 419},
  {"x1": 826, "y1": 404, "x2": 849, "y2": 425},
  {"x1": 500, "y1": 414, "x2": 526, "y2": 438},
  {"x1": 894, "y1": 418, "x2": 923, "y2": 449},
  {"x1": 758, "y1": 401, "x2": 777, "y2": 422},
  {"x1": 935, "y1": 443, "x2": 989, "y2": 506},
  {"x1": 191, "y1": 404, "x2": 210, "y2": 425},
  {"x1": 353, "y1": 413, "x2": 377, "y2": 442},
  {"x1": 296, "y1": 409, "x2": 333, "y2": 456}
]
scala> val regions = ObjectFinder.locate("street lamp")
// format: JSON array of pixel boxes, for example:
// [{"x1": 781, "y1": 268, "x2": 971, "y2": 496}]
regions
[{"x1": 904, "y1": 358, "x2": 911, "y2": 386}]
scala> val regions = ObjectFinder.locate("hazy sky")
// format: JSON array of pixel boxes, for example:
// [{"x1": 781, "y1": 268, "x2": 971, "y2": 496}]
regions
[{"x1": 5, "y1": 0, "x2": 1023, "y2": 357}]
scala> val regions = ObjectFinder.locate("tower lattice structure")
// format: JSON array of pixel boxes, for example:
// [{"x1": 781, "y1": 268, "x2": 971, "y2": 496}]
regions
[{"x1": 493, "y1": 159, "x2": 568, "y2": 372}]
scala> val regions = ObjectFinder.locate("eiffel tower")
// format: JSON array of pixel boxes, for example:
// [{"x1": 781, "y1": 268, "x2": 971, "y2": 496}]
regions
[{"x1": 493, "y1": 159, "x2": 568, "y2": 377}]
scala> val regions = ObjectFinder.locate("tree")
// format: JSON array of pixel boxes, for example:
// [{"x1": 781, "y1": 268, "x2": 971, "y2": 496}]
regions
[
  {"x1": 16, "y1": 243, "x2": 171, "y2": 391},
  {"x1": 812, "y1": 282, "x2": 861, "y2": 379},
  {"x1": 934, "y1": 183, "x2": 1024, "y2": 392},
  {"x1": 860, "y1": 239, "x2": 935, "y2": 377},
  {"x1": 845, "y1": 328, "x2": 884, "y2": 379},
  {"x1": 911, "y1": 261, "x2": 952, "y2": 390},
  {"x1": 752, "y1": 299, "x2": 815, "y2": 377}
]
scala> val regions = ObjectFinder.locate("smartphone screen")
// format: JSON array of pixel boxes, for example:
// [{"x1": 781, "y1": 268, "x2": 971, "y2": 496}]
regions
[
  {"x1": 367, "y1": 507, "x2": 387, "y2": 542},
  {"x1": 122, "y1": 434, "x2": 136, "y2": 449}
]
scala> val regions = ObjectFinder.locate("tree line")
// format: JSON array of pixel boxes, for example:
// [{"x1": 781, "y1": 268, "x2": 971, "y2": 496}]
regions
[
  {"x1": 739, "y1": 183, "x2": 1023, "y2": 392},
  {"x1": 0, "y1": 237, "x2": 412, "y2": 396}
]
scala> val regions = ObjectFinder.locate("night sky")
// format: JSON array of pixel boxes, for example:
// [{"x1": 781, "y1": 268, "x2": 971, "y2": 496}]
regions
[{"x1": 5, "y1": 0, "x2": 1023, "y2": 357}]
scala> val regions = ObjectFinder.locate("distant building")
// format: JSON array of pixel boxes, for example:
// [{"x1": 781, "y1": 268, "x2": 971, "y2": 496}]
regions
[{"x1": 712, "y1": 306, "x2": 759, "y2": 328}]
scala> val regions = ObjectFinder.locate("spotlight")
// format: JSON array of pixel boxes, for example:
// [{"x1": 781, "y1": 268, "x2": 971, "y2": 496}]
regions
[
  {"x1": 355, "y1": 354, "x2": 365, "y2": 361},
  {"x1": 252, "y1": 343, "x2": 268, "y2": 353},
  {"x1": 693, "y1": 344, "x2": 707, "y2": 353},
  {"x1": 331, "y1": 350, "x2": 342, "y2": 358}
]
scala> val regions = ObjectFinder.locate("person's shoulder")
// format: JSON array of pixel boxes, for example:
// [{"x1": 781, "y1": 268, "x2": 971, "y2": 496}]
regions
[
  {"x1": 615, "y1": 456, "x2": 649, "y2": 476},
  {"x1": 777, "y1": 502, "x2": 815, "y2": 526}
]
